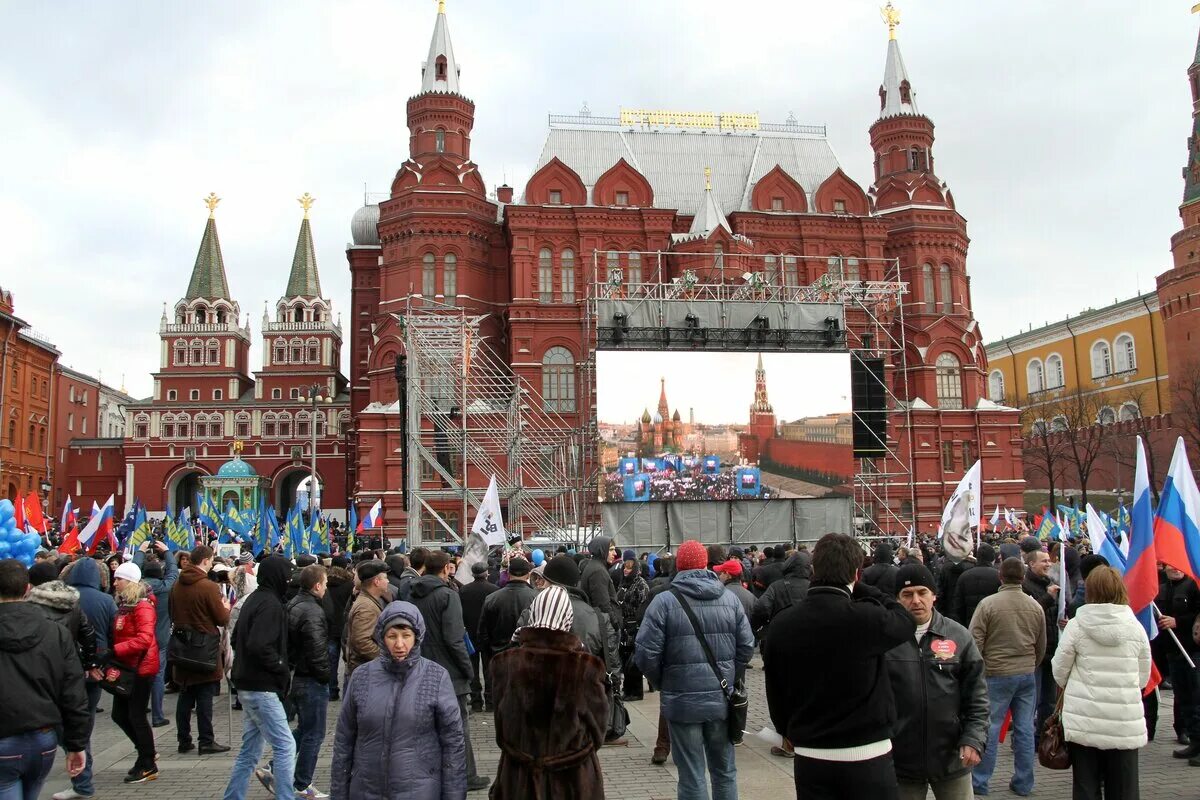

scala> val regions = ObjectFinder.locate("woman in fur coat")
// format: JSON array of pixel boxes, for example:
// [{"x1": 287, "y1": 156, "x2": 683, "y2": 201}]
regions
[{"x1": 488, "y1": 585, "x2": 609, "y2": 800}]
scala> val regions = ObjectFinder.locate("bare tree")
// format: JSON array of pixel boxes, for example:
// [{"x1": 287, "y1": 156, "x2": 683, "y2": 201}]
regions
[
  {"x1": 1101, "y1": 384, "x2": 1162, "y2": 503},
  {"x1": 1174, "y1": 357, "x2": 1200, "y2": 461},
  {"x1": 1019, "y1": 391, "x2": 1069, "y2": 510},
  {"x1": 1054, "y1": 386, "x2": 1110, "y2": 508}
]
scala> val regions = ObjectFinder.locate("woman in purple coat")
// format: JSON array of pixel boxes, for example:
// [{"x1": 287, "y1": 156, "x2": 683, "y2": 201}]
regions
[{"x1": 331, "y1": 601, "x2": 466, "y2": 800}]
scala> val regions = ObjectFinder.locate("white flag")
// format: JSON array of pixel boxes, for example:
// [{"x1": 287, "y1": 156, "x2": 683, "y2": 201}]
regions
[
  {"x1": 471, "y1": 475, "x2": 508, "y2": 547},
  {"x1": 940, "y1": 461, "x2": 981, "y2": 563},
  {"x1": 990, "y1": 504, "x2": 1001, "y2": 530}
]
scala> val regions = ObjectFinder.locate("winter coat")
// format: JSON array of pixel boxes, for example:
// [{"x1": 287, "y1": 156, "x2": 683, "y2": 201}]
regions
[
  {"x1": 231, "y1": 557, "x2": 292, "y2": 695},
  {"x1": 969, "y1": 584, "x2": 1047, "y2": 677},
  {"x1": 408, "y1": 575, "x2": 473, "y2": 697},
  {"x1": 885, "y1": 610, "x2": 989, "y2": 782},
  {"x1": 64, "y1": 557, "x2": 117, "y2": 662},
  {"x1": 458, "y1": 577, "x2": 497, "y2": 647},
  {"x1": 28, "y1": 580, "x2": 99, "y2": 670},
  {"x1": 580, "y1": 537, "x2": 618, "y2": 617},
  {"x1": 751, "y1": 552, "x2": 811, "y2": 633},
  {"x1": 1023, "y1": 571, "x2": 1061, "y2": 655},
  {"x1": 324, "y1": 567, "x2": 355, "y2": 644},
  {"x1": 386, "y1": 556, "x2": 407, "y2": 597},
  {"x1": 725, "y1": 582, "x2": 756, "y2": 625},
  {"x1": 1052, "y1": 603, "x2": 1151, "y2": 750},
  {"x1": 477, "y1": 579, "x2": 535, "y2": 656},
  {"x1": 862, "y1": 544, "x2": 899, "y2": 596},
  {"x1": 345, "y1": 590, "x2": 388, "y2": 677},
  {"x1": 330, "y1": 602, "x2": 466, "y2": 800},
  {"x1": 616, "y1": 572, "x2": 648, "y2": 636},
  {"x1": 936, "y1": 559, "x2": 971, "y2": 619},
  {"x1": 950, "y1": 564, "x2": 1000, "y2": 627},
  {"x1": 1157, "y1": 576, "x2": 1200, "y2": 655},
  {"x1": 396, "y1": 566, "x2": 422, "y2": 602},
  {"x1": 0, "y1": 602, "x2": 90, "y2": 752},
  {"x1": 112, "y1": 590, "x2": 160, "y2": 678},
  {"x1": 514, "y1": 585, "x2": 618, "y2": 671},
  {"x1": 170, "y1": 565, "x2": 231, "y2": 686},
  {"x1": 489, "y1": 628, "x2": 608, "y2": 800},
  {"x1": 288, "y1": 589, "x2": 331, "y2": 684},
  {"x1": 134, "y1": 548, "x2": 180, "y2": 648},
  {"x1": 634, "y1": 569, "x2": 754, "y2": 723}
]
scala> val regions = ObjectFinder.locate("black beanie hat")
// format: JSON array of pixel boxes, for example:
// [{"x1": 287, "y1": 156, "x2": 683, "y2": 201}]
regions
[
  {"x1": 544, "y1": 554, "x2": 580, "y2": 588},
  {"x1": 894, "y1": 563, "x2": 936, "y2": 593}
]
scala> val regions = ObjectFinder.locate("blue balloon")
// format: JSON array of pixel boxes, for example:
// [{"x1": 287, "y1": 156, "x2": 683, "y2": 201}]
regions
[
  {"x1": 531, "y1": 548, "x2": 545, "y2": 567},
  {"x1": 0, "y1": 499, "x2": 13, "y2": 516},
  {"x1": 24, "y1": 533, "x2": 40, "y2": 550},
  {"x1": 0, "y1": 541, "x2": 9, "y2": 557}
]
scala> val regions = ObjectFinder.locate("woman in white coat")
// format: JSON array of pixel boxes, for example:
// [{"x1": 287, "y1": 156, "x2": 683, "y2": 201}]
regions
[{"x1": 1052, "y1": 565, "x2": 1151, "y2": 800}]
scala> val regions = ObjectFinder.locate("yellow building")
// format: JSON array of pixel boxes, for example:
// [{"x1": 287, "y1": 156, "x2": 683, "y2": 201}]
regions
[{"x1": 983, "y1": 292, "x2": 1170, "y2": 431}]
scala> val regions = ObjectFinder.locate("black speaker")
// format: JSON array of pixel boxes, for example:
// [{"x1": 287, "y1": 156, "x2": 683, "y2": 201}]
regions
[{"x1": 851, "y1": 354, "x2": 887, "y2": 457}]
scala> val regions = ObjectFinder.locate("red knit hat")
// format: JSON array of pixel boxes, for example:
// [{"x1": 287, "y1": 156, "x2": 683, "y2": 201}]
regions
[{"x1": 676, "y1": 540, "x2": 708, "y2": 571}]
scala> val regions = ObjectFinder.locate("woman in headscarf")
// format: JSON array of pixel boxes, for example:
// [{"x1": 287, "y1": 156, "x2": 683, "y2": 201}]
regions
[
  {"x1": 330, "y1": 601, "x2": 465, "y2": 800},
  {"x1": 489, "y1": 585, "x2": 609, "y2": 800}
]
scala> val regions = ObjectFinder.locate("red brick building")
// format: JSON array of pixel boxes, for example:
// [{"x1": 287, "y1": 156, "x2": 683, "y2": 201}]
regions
[
  {"x1": 50, "y1": 367, "x2": 135, "y2": 510},
  {"x1": 345, "y1": 6, "x2": 1025, "y2": 536},
  {"x1": 0, "y1": 287, "x2": 58, "y2": 504},
  {"x1": 122, "y1": 196, "x2": 350, "y2": 516}
]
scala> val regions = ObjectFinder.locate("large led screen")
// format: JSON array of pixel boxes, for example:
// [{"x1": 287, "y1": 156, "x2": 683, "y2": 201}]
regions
[{"x1": 598, "y1": 352, "x2": 854, "y2": 502}]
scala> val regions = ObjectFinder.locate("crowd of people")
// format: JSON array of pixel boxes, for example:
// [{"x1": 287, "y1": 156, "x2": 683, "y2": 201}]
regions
[
  {"x1": 0, "y1": 525, "x2": 1173, "y2": 800},
  {"x1": 602, "y1": 469, "x2": 778, "y2": 502}
]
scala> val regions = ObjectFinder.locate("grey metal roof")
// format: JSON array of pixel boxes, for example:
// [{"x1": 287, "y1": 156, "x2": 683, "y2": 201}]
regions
[
  {"x1": 527, "y1": 116, "x2": 842, "y2": 216},
  {"x1": 879, "y1": 39, "x2": 919, "y2": 119},
  {"x1": 689, "y1": 185, "x2": 731, "y2": 236},
  {"x1": 350, "y1": 204, "x2": 380, "y2": 246},
  {"x1": 420, "y1": 8, "x2": 461, "y2": 95}
]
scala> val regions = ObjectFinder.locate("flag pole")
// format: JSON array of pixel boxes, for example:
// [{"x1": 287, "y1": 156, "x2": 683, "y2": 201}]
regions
[{"x1": 1152, "y1": 602, "x2": 1197, "y2": 669}]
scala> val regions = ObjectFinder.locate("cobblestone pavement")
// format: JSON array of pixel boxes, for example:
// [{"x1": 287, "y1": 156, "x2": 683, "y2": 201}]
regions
[{"x1": 40, "y1": 659, "x2": 1200, "y2": 799}]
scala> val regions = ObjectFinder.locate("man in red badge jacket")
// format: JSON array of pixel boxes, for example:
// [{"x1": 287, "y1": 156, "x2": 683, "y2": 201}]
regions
[{"x1": 885, "y1": 563, "x2": 989, "y2": 800}]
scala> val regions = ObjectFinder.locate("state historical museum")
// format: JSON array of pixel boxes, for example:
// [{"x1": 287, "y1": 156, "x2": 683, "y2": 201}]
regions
[{"x1": 344, "y1": 4, "x2": 1025, "y2": 539}]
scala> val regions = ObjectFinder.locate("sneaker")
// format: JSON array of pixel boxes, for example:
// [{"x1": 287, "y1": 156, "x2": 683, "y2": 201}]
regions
[
  {"x1": 256, "y1": 765, "x2": 276, "y2": 796},
  {"x1": 52, "y1": 791, "x2": 94, "y2": 800},
  {"x1": 296, "y1": 787, "x2": 330, "y2": 799},
  {"x1": 770, "y1": 745, "x2": 794, "y2": 758},
  {"x1": 124, "y1": 766, "x2": 158, "y2": 784},
  {"x1": 466, "y1": 776, "x2": 491, "y2": 792}
]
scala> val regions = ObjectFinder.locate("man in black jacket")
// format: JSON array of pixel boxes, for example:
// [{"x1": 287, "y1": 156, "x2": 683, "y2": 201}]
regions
[
  {"x1": 226, "y1": 556, "x2": 296, "y2": 800},
  {"x1": 581, "y1": 536, "x2": 618, "y2": 618},
  {"x1": 322, "y1": 557, "x2": 354, "y2": 700},
  {"x1": 862, "y1": 543, "x2": 899, "y2": 596},
  {"x1": 286, "y1": 564, "x2": 331, "y2": 798},
  {"x1": 459, "y1": 561, "x2": 498, "y2": 712},
  {"x1": 764, "y1": 533, "x2": 915, "y2": 799},
  {"x1": 1022, "y1": 548, "x2": 1060, "y2": 739},
  {"x1": 751, "y1": 551, "x2": 811, "y2": 636},
  {"x1": 410, "y1": 551, "x2": 489, "y2": 792},
  {"x1": 951, "y1": 543, "x2": 1000, "y2": 626},
  {"x1": 885, "y1": 563, "x2": 988, "y2": 800},
  {"x1": 0, "y1": 559, "x2": 88, "y2": 795},
  {"x1": 396, "y1": 546, "x2": 427, "y2": 601}
]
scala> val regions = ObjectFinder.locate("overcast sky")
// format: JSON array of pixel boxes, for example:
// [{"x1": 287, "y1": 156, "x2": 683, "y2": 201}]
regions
[{"x1": 1, "y1": 2, "x2": 1194, "y2": 399}]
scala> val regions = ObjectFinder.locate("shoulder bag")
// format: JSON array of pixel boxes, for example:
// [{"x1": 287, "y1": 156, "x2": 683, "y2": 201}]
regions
[
  {"x1": 98, "y1": 657, "x2": 136, "y2": 697},
  {"x1": 669, "y1": 588, "x2": 748, "y2": 744},
  {"x1": 169, "y1": 627, "x2": 221, "y2": 674},
  {"x1": 1037, "y1": 687, "x2": 1071, "y2": 769}
]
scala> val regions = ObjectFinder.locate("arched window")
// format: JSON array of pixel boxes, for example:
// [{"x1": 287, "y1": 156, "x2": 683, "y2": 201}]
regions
[
  {"x1": 175, "y1": 414, "x2": 190, "y2": 440},
  {"x1": 435, "y1": 129, "x2": 445, "y2": 153},
  {"x1": 277, "y1": 413, "x2": 292, "y2": 438},
  {"x1": 764, "y1": 254, "x2": 778, "y2": 282},
  {"x1": 173, "y1": 341, "x2": 186, "y2": 366},
  {"x1": 443, "y1": 254, "x2": 457, "y2": 304},
  {"x1": 1119, "y1": 401, "x2": 1140, "y2": 422},
  {"x1": 27, "y1": 423, "x2": 34, "y2": 450},
  {"x1": 939, "y1": 265, "x2": 953, "y2": 314},
  {"x1": 38, "y1": 426, "x2": 45, "y2": 453},
  {"x1": 290, "y1": 338, "x2": 304, "y2": 363},
  {"x1": 922, "y1": 264, "x2": 935, "y2": 313},
  {"x1": 1114, "y1": 333, "x2": 1136, "y2": 373},
  {"x1": 195, "y1": 308, "x2": 206, "y2": 324},
  {"x1": 6, "y1": 420, "x2": 13, "y2": 447},
  {"x1": 1050, "y1": 416, "x2": 1069, "y2": 433},
  {"x1": 435, "y1": 55, "x2": 447, "y2": 80},
  {"x1": 1027, "y1": 359, "x2": 1044, "y2": 393},
  {"x1": 935, "y1": 353, "x2": 963, "y2": 409},
  {"x1": 422, "y1": 253, "x2": 436, "y2": 298},
  {"x1": 235, "y1": 412, "x2": 251, "y2": 439},
  {"x1": 561, "y1": 249, "x2": 576, "y2": 303},
  {"x1": 263, "y1": 413, "x2": 277, "y2": 438},
  {"x1": 296, "y1": 411, "x2": 311, "y2": 438},
  {"x1": 628, "y1": 251, "x2": 643, "y2": 288},
  {"x1": 1098, "y1": 407, "x2": 1116, "y2": 425},
  {"x1": 134, "y1": 414, "x2": 149, "y2": 439},
  {"x1": 783, "y1": 255, "x2": 799, "y2": 287},
  {"x1": 826, "y1": 255, "x2": 842, "y2": 280},
  {"x1": 293, "y1": 306, "x2": 304, "y2": 323},
  {"x1": 988, "y1": 370, "x2": 1005, "y2": 402},
  {"x1": 273, "y1": 339, "x2": 287, "y2": 364},
  {"x1": 215, "y1": 307, "x2": 225, "y2": 323},
  {"x1": 314, "y1": 411, "x2": 326, "y2": 437},
  {"x1": 538, "y1": 248, "x2": 553, "y2": 303},
  {"x1": 306, "y1": 338, "x2": 319, "y2": 363},
  {"x1": 541, "y1": 347, "x2": 576, "y2": 413},
  {"x1": 194, "y1": 414, "x2": 207, "y2": 439},
  {"x1": 713, "y1": 243, "x2": 724, "y2": 272},
  {"x1": 1091, "y1": 340, "x2": 1112, "y2": 378},
  {"x1": 1045, "y1": 354, "x2": 1064, "y2": 389},
  {"x1": 190, "y1": 339, "x2": 202, "y2": 364},
  {"x1": 206, "y1": 338, "x2": 219, "y2": 365},
  {"x1": 606, "y1": 250, "x2": 621, "y2": 284},
  {"x1": 846, "y1": 257, "x2": 861, "y2": 284}
]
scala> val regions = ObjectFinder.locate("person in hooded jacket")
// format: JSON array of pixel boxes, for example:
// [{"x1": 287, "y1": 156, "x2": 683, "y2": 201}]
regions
[
  {"x1": 580, "y1": 537, "x2": 619, "y2": 620},
  {"x1": 225, "y1": 556, "x2": 295, "y2": 800},
  {"x1": 616, "y1": 555, "x2": 649, "y2": 701},
  {"x1": 950, "y1": 543, "x2": 1000, "y2": 627},
  {"x1": 286, "y1": 564, "x2": 332, "y2": 799},
  {"x1": 133, "y1": 541, "x2": 179, "y2": 727},
  {"x1": 1053, "y1": 566, "x2": 1150, "y2": 800},
  {"x1": 323, "y1": 557, "x2": 355, "y2": 701},
  {"x1": 635, "y1": 540, "x2": 754, "y2": 800},
  {"x1": 862, "y1": 543, "x2": 899, "y2": 597},
  {"x1": 330, "y1": 601, "x2": 466, "y2": 800},
  {"x1": 61, "y1": 556, "x2": 118, "y2": 799},
  {"x1": 385, "y1": 555, "x2": 407, "y2": 599},
  {"x1": 751, "y1": 551, "x2": 812, "y2": 637},
  {"x1": 109, "y1": 562, "x2": 160, "y2": 784},
  {"x1": 27, "y1": 562, "x2": 98, "y2": 674},
  {"x1": 408, "y1": 551, "x2": 489, "y2": 792},
  {"x1": 489, "y1": 586, "x2": 609, "y2": 800}
]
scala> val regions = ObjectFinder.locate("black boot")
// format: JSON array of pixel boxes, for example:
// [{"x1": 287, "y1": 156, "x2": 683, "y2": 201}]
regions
[{"x1": 1174, "y1": 742, "x2": 1200, "y2": 759}]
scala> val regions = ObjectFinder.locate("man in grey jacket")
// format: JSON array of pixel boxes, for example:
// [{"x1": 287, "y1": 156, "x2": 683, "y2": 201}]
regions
[{"x1": 886, "y1": 563, "x2": 988, "y2": 800}]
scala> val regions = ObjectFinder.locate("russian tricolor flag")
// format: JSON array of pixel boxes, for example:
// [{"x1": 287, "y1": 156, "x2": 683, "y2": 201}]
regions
[
  {"x1": 1125, "y1": 436, "x2": 1159, "y2": 640},
  {"x1": 77, "y1": 495, "x2": 115, "y2": 554},
  {"x1": 358, "y1": 499, "x2": 383, "y2": 533},
  {"x1": 1154, "y1": 437, "x2": 1200, "y2": 582}
]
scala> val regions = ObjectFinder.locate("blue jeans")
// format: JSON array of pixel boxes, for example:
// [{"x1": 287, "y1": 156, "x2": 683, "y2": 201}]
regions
[
  {"x1": 972, "y1": 673, "x2": 1036, "y2": 796},
  {"x1": 290, "y1": 678, "x2": 328, "y2": 790},
  {"x1": 0, "y1": 728, "x2": 57, "y2": 800},
  {"x1": 223, "y1": 691, "x2": 295, "y2": 800},
  {"x1": 150, "y1": 644, "x2": 169, "y2": 723},
  {"x1": 666, "y1": 719, "x2": 737, "y2": 800},
  {"x1": 69, "y1": 682, "x2": 101, "y2": 796},
  {"x1": 326, "y1": 642, "x2": 340, "y2": 697}
]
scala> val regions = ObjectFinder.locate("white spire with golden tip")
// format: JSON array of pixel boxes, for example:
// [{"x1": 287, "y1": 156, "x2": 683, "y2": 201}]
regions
[
  {"x1": 421, "y1": 0, "x2": 461, "y2": 94},
  {"x1": 878, "y1": 2, "x2": 919, "y2": 118},
  {"x1": 689, "y1": 167, "x2": 731, "y2": 237}
]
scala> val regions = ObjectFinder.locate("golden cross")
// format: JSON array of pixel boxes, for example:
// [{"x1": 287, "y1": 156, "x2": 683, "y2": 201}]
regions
[
  {"x1": 298, "y1": 192, "x2": 315, "y2": 218},
  {"x1": 704, "y1": 166, "x2": 712, "y2": 191},
  {"x1": 204, "y1": 192, "x2": 221, "y2": 218},
  {"x1": 881, "y1": 2, "x2": 901, "y2": 40}
]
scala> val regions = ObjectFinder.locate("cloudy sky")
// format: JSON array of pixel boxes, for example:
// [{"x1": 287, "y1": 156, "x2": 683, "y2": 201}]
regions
[{"x1": 1, "y1": 1, "x2": 1193, "y2": 398}]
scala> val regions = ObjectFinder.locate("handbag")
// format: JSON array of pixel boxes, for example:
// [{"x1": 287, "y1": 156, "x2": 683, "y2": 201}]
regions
[
  {"x1": 605, "y1": 672, "x2": 630, "y2": 740},
  {"x1": 169, "y1": 627, "x2": 221, "y2": 674},
  {"x1": 670, "y1": 588, "x2": 749, "y2": 744},
  {"x1": 1037, "y1": 688, "x2": 1071, "y2": 770},
  {"x1": 98, "y1": 658, "x2": 136, "y2": 697}
]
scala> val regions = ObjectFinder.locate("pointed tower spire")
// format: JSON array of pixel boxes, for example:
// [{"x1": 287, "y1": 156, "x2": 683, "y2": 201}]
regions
[
  {"x1": 689, "y1": 167, "x2": 732, "y2": 236},
  {"x1": 421, "y1": 0, "x2": 461, "y2": 95},
  {"x1": 878, "y1": 3, "x2": 918, "y2": 119},
  {"x1": 658, "y1": 377, "x2": 670, "y2": 421},
  {"x1": 185, "y1": 193, "x2": 231, "y2": 300},
  {"x1": 286, "y1": 193, "x2": 322, "y2": 298},
  {"x1": 752, "y1": 355, "x2": 772, "y2": 412}
]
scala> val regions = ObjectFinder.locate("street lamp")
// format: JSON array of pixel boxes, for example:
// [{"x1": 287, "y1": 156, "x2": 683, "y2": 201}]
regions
[{"x1": 302, "y1": 384, "x2": 333, "y2": 518}]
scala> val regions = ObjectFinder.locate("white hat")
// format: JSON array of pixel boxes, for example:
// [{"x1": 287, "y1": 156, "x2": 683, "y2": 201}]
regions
[{"x1": 114, "y1": 562, "x2": 142, "y2": 583}]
